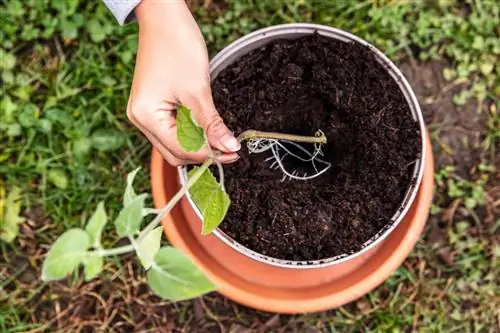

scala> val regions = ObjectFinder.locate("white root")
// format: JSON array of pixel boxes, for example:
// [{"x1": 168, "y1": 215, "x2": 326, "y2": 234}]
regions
[{"x1": 246, "y1": 137, "x2": 331, "y2": 181}]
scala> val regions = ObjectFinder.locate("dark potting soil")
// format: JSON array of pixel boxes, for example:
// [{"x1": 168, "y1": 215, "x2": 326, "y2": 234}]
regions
[{"x1": 211, "y1": 34, "x2": 421, "y2": 261}]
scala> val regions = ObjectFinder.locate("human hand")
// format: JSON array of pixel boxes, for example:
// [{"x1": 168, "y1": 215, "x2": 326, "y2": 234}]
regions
[{"x1": 127, "y1": 0, "x2": 240, "y2": 166}]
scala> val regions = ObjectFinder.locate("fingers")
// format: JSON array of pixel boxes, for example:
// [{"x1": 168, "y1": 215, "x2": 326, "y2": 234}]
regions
[
  {"x1": 181, "y1": 80, "x2": 241, "y2": 154},
  {"x1": 128, "y1": 112, "x2": 192, "y2": 166},
  {"x1": 146, "y1": 125, "x2": 239, "y2": 166},
  {"x1": 145, "y1": 132, "x2": 195, "y2": 166},
  {"x1": 127, "y1": 101, "x2": 239, "y2": 166},
  {"x1": 216, "y1": 152, "x2": 240, "y2": 164}
]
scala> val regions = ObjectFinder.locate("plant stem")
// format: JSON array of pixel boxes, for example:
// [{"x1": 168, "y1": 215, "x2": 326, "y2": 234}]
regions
[
  {"x1": 142, "y1": 208, "x2": 162, "y2": 215},
  {"x1": 206, "y1": 144, "x2": 225, "y2": 192},
  {"x1": 137, "y1": 158, "x2": 213, "y2": 241},
  {"x1": 90, "y1": 244, "x2": 135, "y2": 257},
  {"x1": 213, "y1": 159, "x2": 225, "y2": 192},
  {"x1": 237, "y1": 130, "x2": 327, "y2": 144}
]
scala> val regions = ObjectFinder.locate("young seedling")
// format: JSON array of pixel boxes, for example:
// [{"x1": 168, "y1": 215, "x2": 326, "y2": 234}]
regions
[{"x1": 41, "y1": 105, "x2": 327, "y2": 301}]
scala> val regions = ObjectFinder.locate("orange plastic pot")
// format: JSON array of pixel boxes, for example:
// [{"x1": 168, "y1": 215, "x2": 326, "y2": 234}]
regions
[
  {"x1": 150, "y1": 24, "x2": 434, "y2": 313},
  {"x1": 151, "y1": 136, "x2": 433, "y2": 314}
]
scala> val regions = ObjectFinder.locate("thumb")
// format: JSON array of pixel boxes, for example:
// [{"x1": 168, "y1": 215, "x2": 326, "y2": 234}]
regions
[{"x1": 182, "y1": 87, "x2": 241, "y2": 153}]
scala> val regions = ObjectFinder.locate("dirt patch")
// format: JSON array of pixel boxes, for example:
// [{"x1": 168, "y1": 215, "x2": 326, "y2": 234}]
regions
[
  {"x1": 401, "y1": 59, "x2": 494, "y2": 232},
  {"x1": 399, "y1": 61, "x2": 487, "y2": 175},
  {"x1": 212, "y1": 34, "x2": 421, "y2": 260}
]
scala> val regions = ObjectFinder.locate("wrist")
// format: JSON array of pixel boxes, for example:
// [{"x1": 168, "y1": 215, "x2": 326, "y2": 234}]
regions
[{"x1": 136, "y1": 0, "x2": 188, "y2": 30}]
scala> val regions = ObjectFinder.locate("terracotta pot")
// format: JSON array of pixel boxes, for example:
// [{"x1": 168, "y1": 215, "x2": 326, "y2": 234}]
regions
[{"x1": 151, "y1": 24, "x2": 434, "y2": 313}]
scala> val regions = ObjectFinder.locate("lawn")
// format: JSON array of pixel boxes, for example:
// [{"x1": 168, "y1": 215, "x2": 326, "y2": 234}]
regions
[{"x1": 1, "y1": 0, "x2": 499, "y2": 332}]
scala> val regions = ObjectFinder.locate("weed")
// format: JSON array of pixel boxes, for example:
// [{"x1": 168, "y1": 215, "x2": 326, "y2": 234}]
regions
[
  {"x1": 0, "y1": 186, "x2": 23, "y2": 242},
  {"x1": 435, "y1": 164, "x2": 494, "y2": 211}
]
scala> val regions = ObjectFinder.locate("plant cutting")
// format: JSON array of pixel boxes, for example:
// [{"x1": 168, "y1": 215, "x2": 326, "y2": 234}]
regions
[{"x1": 41, "y1": 104, "x2": 327, "y2": 301}]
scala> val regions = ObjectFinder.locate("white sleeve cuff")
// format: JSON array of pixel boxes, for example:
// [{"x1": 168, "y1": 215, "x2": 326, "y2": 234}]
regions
[{"x1": 102, "y1": 0, "x2": 142, "y2": 25}]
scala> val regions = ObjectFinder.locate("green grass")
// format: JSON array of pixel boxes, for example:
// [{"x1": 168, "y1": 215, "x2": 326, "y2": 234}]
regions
[{"x1": 1, "y1": 0, "x2": 499, "y2": 332}]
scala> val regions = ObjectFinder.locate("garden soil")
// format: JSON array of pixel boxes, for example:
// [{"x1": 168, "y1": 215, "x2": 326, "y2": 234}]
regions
[{"x1": 212, "y1": 34, "x2": 420, "y2": 261}]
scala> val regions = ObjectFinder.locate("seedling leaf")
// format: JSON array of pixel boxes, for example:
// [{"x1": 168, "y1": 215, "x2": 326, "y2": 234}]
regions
[
  {"x1": 124, "y1": 167, "x2": 141, "y2": 207},
  {"x1": 0, "y1": 186, "x2": 24, "y2": 243},
  {"x1": 176, "y1": 105, "x2": 205, "y2": 152},
  {"x1": 188, "y1": 167, "x2": 230, "y2": 235},
  {"x1": 114, "y1": 194, "x2": 147, "y2": 237},
  {"x1": 47, "y1": 168, "x2": 69, "y2": 189},
  {"x1": 136, "y1": 226, "x2": 163, "y2": 269},
  {"x1": 41, "y1": 228, "x2": 90, "y2": 281},
  {"x1": 83, "y1": 256, "x2": 103, "y2": 281},
  {"x1": 147, "y1": 247, "x2": 215, "y2": 301},
  {"x1": 85, "y1": 202, "x2": 107, "y2": 248}
]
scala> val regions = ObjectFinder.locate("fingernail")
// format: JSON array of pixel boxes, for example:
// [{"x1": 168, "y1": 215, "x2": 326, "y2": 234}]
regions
[
  {"x1": 220, "y1": 134, "x2": 241, "y2": 152},
  {"x1": 228, "y1": 155, "x2": 240, "y2": 163}
]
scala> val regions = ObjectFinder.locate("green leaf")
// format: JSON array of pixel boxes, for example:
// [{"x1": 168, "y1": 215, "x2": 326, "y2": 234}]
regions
[
  {"x1": 83, "y1": 256, "x2": 103, "y2": 281},
  {"x1": 2, "y1": 70, "x2": 14, "y2": 85},
  {"x1": 91, "y1": 128, "x2": 125, "y2": 152},
  {"x1": 45, "y1": 108, "x2": 73, "y2": 128},
  {"x1": 0, "y1": 51, "x2": 16, "y2": 70},
  {"x1": 188, "y1": 167, "x2": 230, "y2": 235},
  {"x1": 86, "y1": 19, "x2": 106, "y2": 43},
  {"x1": 36, "y1": 119, "x2": 53, "y2": 134},
  {"x1": 452, "y1": 89, "x2": 472, "y2": 106},
  {"x1": 85, "y1": 202, "x2": 107, "y2": 248},
  {"x1": 41, "y1": 228, "x2": 90, "y2": 281},
  {"x1": 114, "y1": 194, "x2": 147, "y2": 237},
  {"x1": 480, "y1": 62, "x2": 494, "y2": 76},
  {"x1": 60, "y1": 17, "x2": 79, "y2": 40},
  {"x1": 136, "y1": 227, "x2": 163, "y2": 269},
  {"x1": 47, "y1": 168, "x2": 69, "y2": 189},
  {"x1": 0, "y1": 186, "x2": 24, "y2": 243},
  {"x1": 147, "y1": 247, "x2": 215, "y2": 301},
  {"x1": 0, "y1": 96, "x2": 18, "y2": 123},
  {"x1": 442, "y1": 68, "x2": 456, "y2": 81},
  {"x1": 472, "y1": 35, "x2": 484, "y2": 50},
  {"x1": 18, "y1": 104, "x2": 39, "y2": 128},
  {"x1": 16, "y1": 72, "x2": 31, "y2": 87},
  {"x1": 124, "y1": 167, "x2": 141, "y2": 207},
  {"x1": 72, "y1": 137, "x2": 92, "y2": 161},
  {"x1": 6, "y1": 124, "x2": 21, "y2": 137},
  {"x1": 176, "y1": 105, "x2": 205, "y2": 152},
  {"x1": 101, "y1": 76, "x2": 117, "y2": 86}
]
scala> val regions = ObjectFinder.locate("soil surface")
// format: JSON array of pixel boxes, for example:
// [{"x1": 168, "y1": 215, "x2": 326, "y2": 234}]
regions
[{"x1": 212, "y1": 34, "x2": 421, "y2": 260}]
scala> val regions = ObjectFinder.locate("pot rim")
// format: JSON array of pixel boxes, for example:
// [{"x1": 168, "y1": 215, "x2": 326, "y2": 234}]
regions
[{"x1": 178, "y1": 23, "x2": 426, "y2": 268}]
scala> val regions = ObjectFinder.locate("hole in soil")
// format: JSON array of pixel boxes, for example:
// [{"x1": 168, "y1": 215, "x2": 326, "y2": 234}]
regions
[{"x1": 211, "y1": 33, "x2": 421, "y2": 261}]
